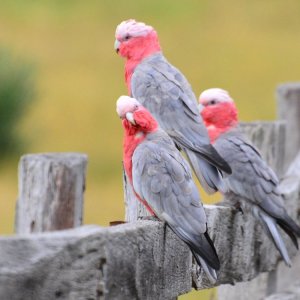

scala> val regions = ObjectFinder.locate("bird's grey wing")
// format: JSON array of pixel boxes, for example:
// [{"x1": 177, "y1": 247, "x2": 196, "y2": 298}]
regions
[
  {"x1": 132, "y1": 138, "x2": 220, "y2": 270},
  {"x1": 214, "y1": 132, "x2": 280, "y2": 204},
  {"x1": 214, "y1": 132, "x2": 300, "y2": 224},
  {"x1": 131, "y1": 54, "x2": 209, "y2": 146}
]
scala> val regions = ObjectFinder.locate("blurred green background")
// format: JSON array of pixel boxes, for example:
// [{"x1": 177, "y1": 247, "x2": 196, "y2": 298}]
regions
[{"x1": 1, "y1": 1, "x2": 300, "y2": 299}]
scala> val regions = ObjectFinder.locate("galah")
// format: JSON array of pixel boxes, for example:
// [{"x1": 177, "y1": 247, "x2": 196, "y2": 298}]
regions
[
  {"x1": 116, "y1": 95, "x2": 220, "y2": 283},
  {"x1": 114, "y1": 19, "x2": 231, "y2": 194},
  {"x1": 199, "y1": 88, "x2": 300, "y2": 266}
]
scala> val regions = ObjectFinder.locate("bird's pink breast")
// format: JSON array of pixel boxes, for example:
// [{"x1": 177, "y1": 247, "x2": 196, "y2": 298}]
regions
[
  {"x1": 123, "y1": 129, "x2": 155, "y2": 216},
  {"x1": 123, "y1": 32, "x2": 161, "y2": 94}
]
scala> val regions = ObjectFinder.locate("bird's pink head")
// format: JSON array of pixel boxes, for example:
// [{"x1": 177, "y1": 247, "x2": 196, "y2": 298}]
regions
[
  {"x1": 116, "y1": 95, "x2": 158, "y2": 135},
  {"x1": 115, "y1": 20, "x2": 161, "y2": 93},
  {"x1": 115, "y1": 19, "x2": 161, "y2": 60},
  {"x1": 199, "y1": 88, "x2": 238, "y2": 142},
  {"x1": 117, "y1": 96, "x2": 159, "y2": 184}
]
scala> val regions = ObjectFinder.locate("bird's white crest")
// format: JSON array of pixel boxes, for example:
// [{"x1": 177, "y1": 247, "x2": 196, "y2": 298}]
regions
[
  {"x1": 116, "y1": 95, "x2": 141, "y2": 118},
  {"x1": 115, "y1": 19, "x2": 154, "y2": 39},
  {"x1": 199, "y1": 88, "x2": 234, "y2": 105}
]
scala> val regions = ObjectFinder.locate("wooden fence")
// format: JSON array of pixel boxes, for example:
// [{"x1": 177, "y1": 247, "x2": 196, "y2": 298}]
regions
[{"x1": 0, "y1": 83, "x2": 300, "y2": 300}]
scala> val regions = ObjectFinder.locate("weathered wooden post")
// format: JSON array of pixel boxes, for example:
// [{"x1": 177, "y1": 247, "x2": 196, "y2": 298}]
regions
[
  {"x1": 264, "y1": 84, "x2": 300, "y2": 299},
  {"x1": 277, "y1": 83, "x2": 300, "y2": 171},
  {"x1": 15, "y1": 153, "x2": 87, "y2": 234},
  {"x1": 123, "y1": 167, "x2": 151, "y2": 222}
]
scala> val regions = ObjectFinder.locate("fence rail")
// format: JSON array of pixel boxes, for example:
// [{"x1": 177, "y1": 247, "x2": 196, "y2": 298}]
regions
[{"x1": 0, "y1": 83, "x2": 299, "y2": 300}]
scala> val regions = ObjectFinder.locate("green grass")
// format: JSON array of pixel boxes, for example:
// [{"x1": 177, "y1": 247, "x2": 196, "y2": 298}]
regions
[{"x1": 0, "y1": 1, "x2": 300, "y2": 299}]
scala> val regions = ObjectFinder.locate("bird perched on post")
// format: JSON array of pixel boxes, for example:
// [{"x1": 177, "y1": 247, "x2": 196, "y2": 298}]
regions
[
  {"x1": 199, "y1": 88, "x2": 300, "y2": 266},
  {"x1": 116, "y1": 95, "x2": 220, "y2": 283},
  {"x1": 114, "y1": 19, "x2": 231, "y2": 194}
]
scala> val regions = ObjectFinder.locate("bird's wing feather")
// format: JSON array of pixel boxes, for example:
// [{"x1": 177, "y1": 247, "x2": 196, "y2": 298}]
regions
[
  {"x1": 132, "y1": 133, "x2": 220, "y2": 269},
  {"x1": 214, "y1": 132, "x2": 276, "y2": 193},
  {"x1": 131, "y1": 54, "x2": 232, "y2": 183},
  {"x1": 131, "y1": 54, "x2": 210, "y2": 148},
  {"x1": 214, "y1": 131, "x2": 287, "y2": 216}
]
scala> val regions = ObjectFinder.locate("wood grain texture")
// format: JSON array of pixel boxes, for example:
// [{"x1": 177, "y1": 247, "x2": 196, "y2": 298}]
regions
[
  {"x1": 123, "y1": 166, "x2": 151, "y2": 222},
  {"x1": 15, "y1": 153, "x2": 87, "y2": 234},
  {"x1": 0, "y1": 224, "x2": 191, "y2": 300},
  {"x1": 277, "y1": 83, "x2": 300, "y2": 171},
  {"x1": 1, "y1": 179, "x2": 299, "y2": 299}
]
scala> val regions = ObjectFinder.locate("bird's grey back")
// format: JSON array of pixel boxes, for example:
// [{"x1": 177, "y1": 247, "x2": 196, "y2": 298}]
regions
[{"x1": 131, "y1": 53, "x2": 210, "y2": 145}]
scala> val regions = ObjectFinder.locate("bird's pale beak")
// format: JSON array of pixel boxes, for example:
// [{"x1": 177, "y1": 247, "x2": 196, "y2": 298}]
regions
[
  {"x1": 126, "y1": 112, "x2": 136, "y2": 125},
  {"x1": 114, "y1": 39, "x2": 120, "y2": 53}
]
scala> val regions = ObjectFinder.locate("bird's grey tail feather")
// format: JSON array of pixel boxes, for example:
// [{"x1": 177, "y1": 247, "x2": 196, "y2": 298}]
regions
[
  {"x1": 277, "y1": 221, "x2": 299, "y2": 249},
  {"x1": 256, "y1": 208, "x2": 292, "y2": 267},
  {"x1": 173, "y1": 226, "x2": 220, "y2": 270},
  {"x1": 192, "y1": 250, "x2": 218, "y2": 284},
  {"x1": 200, "y1": 144, "x2": 232, "y2": 175},
  {"x1": 185, "y1": 149, "x2": 227, "y2": 194},
  {"x1": 260, "y1": 198, "x2": 300, "y2": 248}
]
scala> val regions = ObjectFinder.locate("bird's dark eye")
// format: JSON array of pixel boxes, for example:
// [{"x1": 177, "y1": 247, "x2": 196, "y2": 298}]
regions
[
  {"x1": 209, "y1": 99, "x2": 217, "y2": 105},
  {"x1": 124, "y1": 35, "x2": 131, "y2": 41}
]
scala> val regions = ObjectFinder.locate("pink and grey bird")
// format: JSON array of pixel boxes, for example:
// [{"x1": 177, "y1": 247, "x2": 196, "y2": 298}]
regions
[
  {"x1": 116, "y1": 95, "x2": 220, "y2": 282},
  {"x1": 199, "y1": 88, "x2": 300, "y2": 266},
  {"x1": 114, "y1": 19, "x2": 231, "y2": 194}
]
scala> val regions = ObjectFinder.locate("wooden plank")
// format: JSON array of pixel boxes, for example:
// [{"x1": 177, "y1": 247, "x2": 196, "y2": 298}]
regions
[
  {"x1": 0, "y1": 223, "x2": 191, "y2": 300},
  {"x1": 1, "y1": 192, "x2": 299, "y2": 299},
  {"x1": 265, "y1": 293, "x2": 297, "y2": 300}
]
